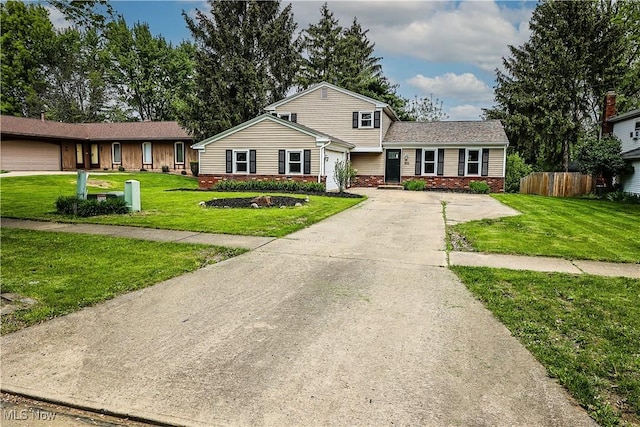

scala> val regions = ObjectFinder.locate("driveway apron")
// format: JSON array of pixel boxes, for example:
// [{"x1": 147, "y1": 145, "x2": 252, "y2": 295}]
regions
[{"x1": 0, "y1": 190, "x2": 595, "y2": 426}]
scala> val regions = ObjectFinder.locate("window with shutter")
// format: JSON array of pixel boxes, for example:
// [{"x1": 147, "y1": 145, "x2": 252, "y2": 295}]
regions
[
  {"x1": 437, "y1": 149, "x2": 445, "y2": 176},
  {"x1": 423, "y1": 149, "x2": 436, "y2": 175},
  {"x1": 278, "y1": 150, "x2": 285, "y2": 174},
  {"x1": 458, "y1": 149, "x2": 465, "y2": 176},
  {"x1": 481, "y1": 149, "x2": 489, "y2": 176},
  {"x1": 466, "y1": 149, "x2": 480, "y2": 176}
]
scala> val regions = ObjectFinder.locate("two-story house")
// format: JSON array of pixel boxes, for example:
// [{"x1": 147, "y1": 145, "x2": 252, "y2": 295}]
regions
[
  {"x1": 602, "y1": 91, "x2": 640, "y2": 196},
  {"x1": 192, "y1": 82, "x2": 509, "y2": 192}
]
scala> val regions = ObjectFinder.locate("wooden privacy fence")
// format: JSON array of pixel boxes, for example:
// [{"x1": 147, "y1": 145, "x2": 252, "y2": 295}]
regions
[{"x1": 520, "y1": 172, "x2": 594, "y2": 197}]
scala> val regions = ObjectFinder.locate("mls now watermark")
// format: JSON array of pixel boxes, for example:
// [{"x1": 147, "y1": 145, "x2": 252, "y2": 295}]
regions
[{"x1": 3, "y1": 408, "x2": 57, "y2": 422}]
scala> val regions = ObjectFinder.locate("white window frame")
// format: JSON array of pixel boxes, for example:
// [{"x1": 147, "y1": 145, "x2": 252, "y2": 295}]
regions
[
  {"x1": 174, "y1": 141, "x2": 185, "y2": 164},
  {"x1": 112, "y1": 142, "x2": 121, "y2": 164},
  {"x1": 359, "y1": 111, "x2": 373, "y2": 129},
  {"x1": 422, "y1": 149, "x2": 437, "y2": 176},
  {"x1": 233, "y1": 149, "x2": 249, "y2": 173},
  {"x1": 277, "y1": 112, "x2": 292, "y2": 121},
  {"x1": 142, "y1": 142, "x2": 152, "y2": 164},
  {"x1": 466, "y1": 148, "x2": 481, "y2": 176},
  {"x1": 286, "y1": 150, "x2": 303, "y2": 175}
]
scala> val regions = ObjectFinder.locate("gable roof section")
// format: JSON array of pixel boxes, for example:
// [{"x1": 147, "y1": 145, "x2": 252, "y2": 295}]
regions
[
  {"x1": 191, "y1": 114, "x2": 355, "y2": 150},
  {"x1": 383, "y1": 120, "x2": 509, "y2": 146},
  {"x1": 608, "y1": 109, "x2": 640, "y2": 124},
  {"x1": 264, "y1": 82, "x2": 400, "y2": 122},
  {"x1": 0, "y1": 115, "x2": 191, "y2": 141}
]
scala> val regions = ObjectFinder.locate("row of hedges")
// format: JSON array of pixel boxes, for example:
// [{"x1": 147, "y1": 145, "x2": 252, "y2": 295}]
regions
[
  {"x1": 403, "y1": 179, "x2": 490, "y2": 194},
  {"x1": 55, "y1": 196, "x2": 129, "y2": 217},
  {"x1": 210, "y1": 179, "x2": 326, "y2": 193}
]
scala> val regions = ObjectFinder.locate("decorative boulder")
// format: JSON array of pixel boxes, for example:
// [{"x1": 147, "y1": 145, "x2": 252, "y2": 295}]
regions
[
  {"x1": 251, "y1": 203, "x2": 259, "y2": 209},
  {"x1": 251, "y1": 195, "x2": 272, "y2": 207}
]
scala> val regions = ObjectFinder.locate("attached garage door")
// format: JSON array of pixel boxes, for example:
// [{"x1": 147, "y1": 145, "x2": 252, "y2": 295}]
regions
[
  {"x1": 0, "y1": 141, "x2": 61, "y2": 171},
  {"x1": 324, "y1": 149, "x2": 345, "y2": 192}
]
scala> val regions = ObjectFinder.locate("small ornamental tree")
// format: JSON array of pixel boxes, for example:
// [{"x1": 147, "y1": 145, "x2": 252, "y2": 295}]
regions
[
  {"x1": 333, "y1": 159, "x2": 357, "y2": 193},
  {"x1": 575, "y1": 134, "x2": 626, "y2": 191}
]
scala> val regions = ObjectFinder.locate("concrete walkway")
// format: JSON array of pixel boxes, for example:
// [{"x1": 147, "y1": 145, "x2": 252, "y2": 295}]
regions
[{"x1": 1, "y1": 190, "x2": 598, "y2": 426}]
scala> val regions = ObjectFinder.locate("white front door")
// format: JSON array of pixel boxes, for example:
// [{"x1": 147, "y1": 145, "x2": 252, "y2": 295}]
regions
[{"x1": 325, "y1": 150, "x2": 344, "y2": 191}]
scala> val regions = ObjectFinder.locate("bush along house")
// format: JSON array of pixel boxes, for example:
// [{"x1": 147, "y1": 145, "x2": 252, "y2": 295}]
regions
[
  {"x1": 192, "y1": 82, "x2": 509, "y2": 192},
  {"x1": 0, "y1": 115, "x2": 195, "y2": 173}
]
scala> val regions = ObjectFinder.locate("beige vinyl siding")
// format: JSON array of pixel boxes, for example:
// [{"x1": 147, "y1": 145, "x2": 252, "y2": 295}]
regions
[
  {"x1": 401, "y1": 149, "x2": 415, "y2": 177},
  {"x1": 382, "y1": 110, "x2": 393, "y2": 139},
  {"x1": 488, "y1": 148, "x2": 504, "y2": 176},
  {"x1": 199, "y1": 120, "x2": 319, "y2": 175},
  {"x1": 443, "y1": 148, "x2": 460, "y2": 176},
  {"x1": 275, "y1": 87, "x2": 380, "y2": 149},
  {"x1": 351, "y1": 152, "x2": 384, "y2": 175}
]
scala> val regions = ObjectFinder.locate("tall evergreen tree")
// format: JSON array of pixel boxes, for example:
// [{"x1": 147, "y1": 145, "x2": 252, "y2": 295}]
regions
[
  {"x1": 490, "y1": 0, "x2": 628, "y2": 171},
  {"x1": 181, "y1": 0, "x2": 300, "y2": 140},
  {"x1": 297, "y1": 4, "x2": 406, "y2": 117}
]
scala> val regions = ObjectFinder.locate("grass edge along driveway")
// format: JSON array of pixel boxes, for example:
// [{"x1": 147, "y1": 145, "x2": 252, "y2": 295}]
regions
[
  {"x1": 0, "y1": 228, "x2": 246, "y2": 335},
  {"x1": 452, "y1": 266, "x2": 640, "y2": 427},
  {"x1": 0, "y1": 174, "x2": 365, "y2": 237},
  {"x1": 451, "y1": 194, "x2": 640, "y2": 263}
]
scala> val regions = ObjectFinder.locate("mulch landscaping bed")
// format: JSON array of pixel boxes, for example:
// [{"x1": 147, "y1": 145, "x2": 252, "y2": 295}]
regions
[{"x1": 205, "y1": 196, "x2": 306, "y2": 208}]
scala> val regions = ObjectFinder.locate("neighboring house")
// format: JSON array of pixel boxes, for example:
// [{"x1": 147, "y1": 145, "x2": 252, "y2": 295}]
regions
[
  {"x1": 602, "y1": 92, "x2": 640, "y2": 195},
  {"x1": 0, "y1": 115, "x2": 195, "y2": 172},
  {"x1": 193, "y1": 82, "x2": 509, "y2": 192}
]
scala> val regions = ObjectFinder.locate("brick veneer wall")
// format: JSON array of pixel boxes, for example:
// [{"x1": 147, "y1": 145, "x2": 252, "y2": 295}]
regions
[
  {"x1": 352, "y1": 175, "x2": 505, "y2": 192},
  {"x1": 352, "y1": 175, "x2": 385, "y2": 187},
  {"x1": 402, "y1": 176, "x2": 505, "y2": 193},
  {"x1": 198, "y1": 174, "x2": 325, "y2": 189}
]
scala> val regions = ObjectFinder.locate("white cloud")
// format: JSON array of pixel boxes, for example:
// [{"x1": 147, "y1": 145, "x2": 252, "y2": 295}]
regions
[
  {"x1": 407, "y1": 72, "x2": 493, "y2": 103},
  {"x1": 447, "y1": 104, "x2": 484, "y2": 121},
  {"x1": 45, "y1": 6, "x2": 72, "y2": 31},
  {"x1": 290, "y1": 1, "x2": 533, "y2": 72}
]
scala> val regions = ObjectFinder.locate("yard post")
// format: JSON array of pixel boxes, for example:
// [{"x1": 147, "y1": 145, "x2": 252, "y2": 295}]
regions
[{"x1": 76, "y1": 170, "x2": 88, "y2": 200}]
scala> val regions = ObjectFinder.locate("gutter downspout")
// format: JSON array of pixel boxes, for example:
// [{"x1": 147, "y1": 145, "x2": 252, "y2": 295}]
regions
[{"x1": 318, "y1": 141, "x2": 331, "y2": 184}]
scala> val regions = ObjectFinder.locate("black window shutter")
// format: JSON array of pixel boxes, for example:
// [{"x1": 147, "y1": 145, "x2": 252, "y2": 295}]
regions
[
  {"x1": 290, "y1": 113, "x2": 297, "y2": 123},
  {"x1": 458, "y1": 149, "x2": 465, "y2": 176},
  {"x1": 374, "y1": 111, "x2": 381, "y2": 128},
  {"x1": 271, "y1": 112, "x2": 277, "y2": 117},
  {"x1": 226, "y1": 150, "x2": 233, "y2": 173},
  {"x1": 415, "y1": 149, "x2": 422, "y2": 175},
  {"x1": 437, "y1": 149, "x2": 445, "y2": 176},
  {"x1": 303, "y1": 149, "x2": 311, "y2": 175},
  {"x1": 352, "y1": 112, "x2": 359, "y2": 128},
  {"x1": 249, "y1": 150, "x2": 256, "y2": 174},
  {"x1": 278, "y1": 150, "x2": 285, "y2": 174},
  {"x1": 481, "y1": 149, "x2": 489, "y2": 176}
]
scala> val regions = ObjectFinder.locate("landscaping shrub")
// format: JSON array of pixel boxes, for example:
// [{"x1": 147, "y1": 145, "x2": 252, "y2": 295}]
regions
[
  {"x1": 606, "y1": 190, "x2": 640, "y2": 204},
  {"x1": 55, "y1": 196, "x2": 129, "y2": 217},
  {"x1": 161, "y1": 165, "x2": 170, "y2": 173},
  {"x1": 190, "y1": 161, "x2": 199, "y2": 177},
  {"x1": 118, "y1": 166, "x2": 125, "y2": 172},
  {"x1": 469, "y1": 181, "x2": 490, "y2": 194},
  {"x1": 211, "y1": 180, "x2": 326, "y2": 193},
  {"x1": 505, "y1": 153, "x2": 533, "y2": 193},
  {"x1": 403, "y1": 180, "x2": 426, "y2": 191}
]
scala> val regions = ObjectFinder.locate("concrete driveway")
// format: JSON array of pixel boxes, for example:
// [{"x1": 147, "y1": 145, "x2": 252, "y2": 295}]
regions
[{"x1": 1, "y1": 190, "x2": 594, "y2": 426}]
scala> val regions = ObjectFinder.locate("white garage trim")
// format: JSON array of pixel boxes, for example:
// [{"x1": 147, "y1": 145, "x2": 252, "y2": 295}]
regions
[{"x1": 0, "y1": 140, "x2": 61, "y2": 171}]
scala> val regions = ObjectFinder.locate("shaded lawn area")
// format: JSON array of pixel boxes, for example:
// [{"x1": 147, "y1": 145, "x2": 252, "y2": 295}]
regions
[
  {"x1": 0, "y1": 174, "x2": 364, "y2": 237},
  {"x1": 0, "y1": 228, "x2": 245, "y2": 334},
  {"x1": 453, "y1": 266, "x2": 640, "y2": 427},
  {"x1": 452, "y1": 194, "x2": 640, "y2": 263}
]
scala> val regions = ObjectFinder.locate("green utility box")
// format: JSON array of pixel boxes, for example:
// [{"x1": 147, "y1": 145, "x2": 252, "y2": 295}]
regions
[{"x1": 124, "y1": 180, "x2": 141, "y2": 212}]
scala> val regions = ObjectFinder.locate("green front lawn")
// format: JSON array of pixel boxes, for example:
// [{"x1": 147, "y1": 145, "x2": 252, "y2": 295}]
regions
[
  {"x1": 452, "y1": 194, "x2": 640, "y2": 263},
  {"x1": 0, "y1": 228, "x2": 245, "y2": 334},
  {"x1": 0, "y1": 173, "x2": 363, "y2": 237},
  {"x1": 453, "y1": 266, "x2": 640, "y2": 426}
]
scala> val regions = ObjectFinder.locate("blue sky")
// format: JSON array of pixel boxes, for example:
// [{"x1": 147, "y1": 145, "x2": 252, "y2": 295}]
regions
[{"x1": 49, "y1": 1, "x2": 536, "y2": 121}]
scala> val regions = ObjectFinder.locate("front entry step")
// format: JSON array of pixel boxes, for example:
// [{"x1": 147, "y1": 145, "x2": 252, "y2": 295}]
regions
[{"x1": 377, "y1": 184, "x2": 404, "y2": 190}]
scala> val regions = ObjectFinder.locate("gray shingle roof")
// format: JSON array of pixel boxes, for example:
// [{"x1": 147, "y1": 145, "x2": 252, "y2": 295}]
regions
[
  {"x1": 383, "y1": 120, "x2": 509, "y2": 145},
  {"x1": 0, "y1": 115, "x2": 191, "y2": 141},
  {"x1": 608, "y1": 109, "x2": 640, "y2": 123}
]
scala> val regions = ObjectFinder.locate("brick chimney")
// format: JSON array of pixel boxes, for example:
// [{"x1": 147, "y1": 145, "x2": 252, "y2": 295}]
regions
[{"x1": 601, "y1": 91, "x2": 616, "y2": 135}]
